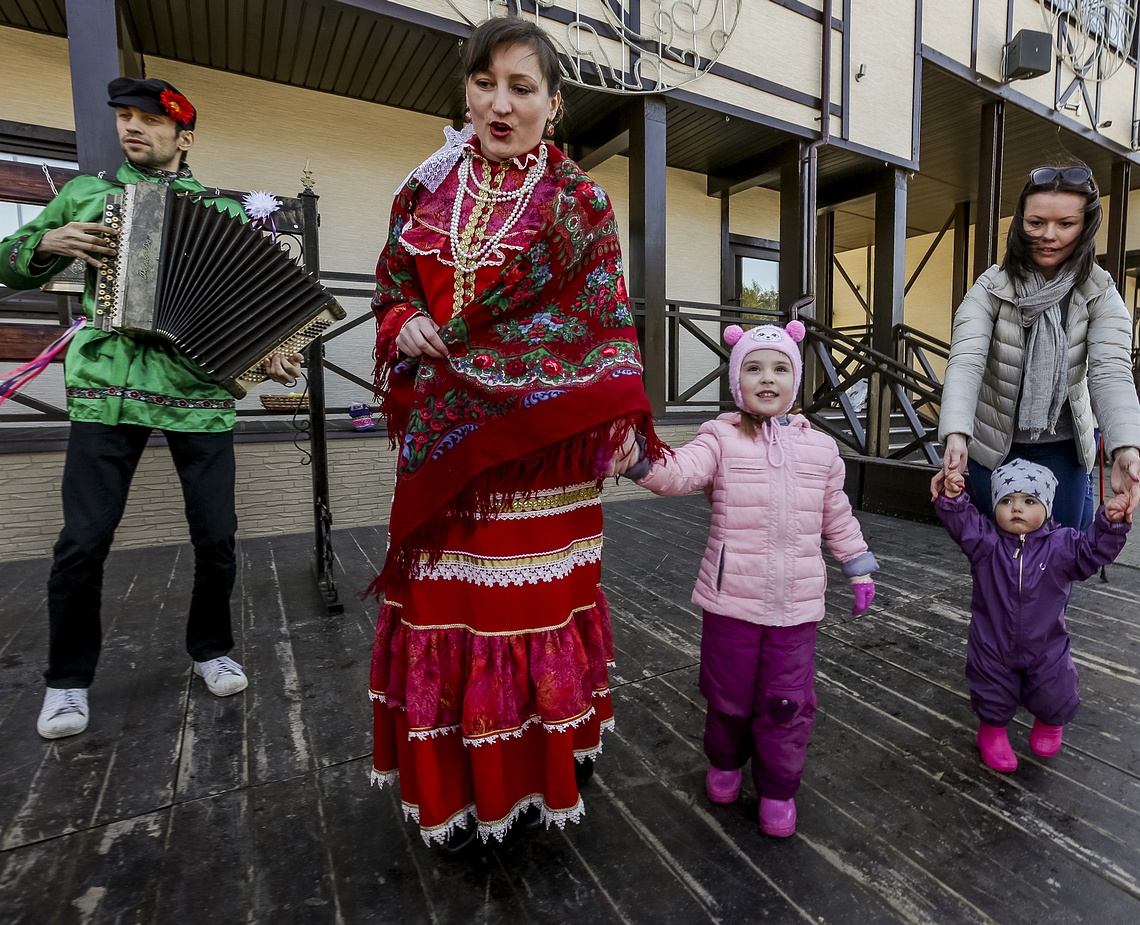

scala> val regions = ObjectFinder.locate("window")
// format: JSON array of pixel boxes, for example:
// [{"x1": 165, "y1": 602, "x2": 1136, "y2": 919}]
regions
[
  {"x1": 729, "y1": 235, "x2": 779, "y2": 312},
  {"x1": 0, "y1": 153, "x2": 78, "y2": 239}
]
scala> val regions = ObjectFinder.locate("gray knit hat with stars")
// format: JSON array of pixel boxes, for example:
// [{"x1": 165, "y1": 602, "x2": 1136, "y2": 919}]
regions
[{"x1": 990, "y1": 458, "x2": 1057, "y2": 517}]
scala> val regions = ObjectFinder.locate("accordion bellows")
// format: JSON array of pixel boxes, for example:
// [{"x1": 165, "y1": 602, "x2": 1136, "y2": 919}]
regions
[{"x1": 95, "y1": 182, "x2": 345, "y2": 398}]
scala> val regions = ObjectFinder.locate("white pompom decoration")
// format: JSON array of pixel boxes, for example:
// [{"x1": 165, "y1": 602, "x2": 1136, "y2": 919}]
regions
[{"x1": 242, "y1": 190, "x2": 282, "y2": 221}]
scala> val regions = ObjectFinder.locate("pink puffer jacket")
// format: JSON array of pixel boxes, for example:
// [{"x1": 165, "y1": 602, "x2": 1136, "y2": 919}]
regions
[{"x1": 637, "y1": 413, "x2": 877, "y2": 626}]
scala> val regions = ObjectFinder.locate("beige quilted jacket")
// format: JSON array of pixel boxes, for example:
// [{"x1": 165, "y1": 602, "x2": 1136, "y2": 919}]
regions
[{"x1": 939, "y1": 263, "x2": 1140, "y2": 471}]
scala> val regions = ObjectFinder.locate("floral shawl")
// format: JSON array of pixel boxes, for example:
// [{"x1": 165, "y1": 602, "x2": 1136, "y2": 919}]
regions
[{"x1": 372, "y1": 143, "x2": 663, "y2": 582}]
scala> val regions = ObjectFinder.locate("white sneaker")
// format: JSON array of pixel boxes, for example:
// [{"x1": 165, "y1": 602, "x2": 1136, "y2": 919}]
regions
[
  {"x1": 193, "y1": 656, "x2": 248, "y2": 697},
  {"x1": 37, "y1": 688, "x2": 89, "y2": 739}
]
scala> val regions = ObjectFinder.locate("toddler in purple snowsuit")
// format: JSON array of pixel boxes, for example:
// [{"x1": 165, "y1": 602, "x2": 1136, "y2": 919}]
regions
[{"x1": 935, "y1": 458, "x2": 1130, "y2": 772}]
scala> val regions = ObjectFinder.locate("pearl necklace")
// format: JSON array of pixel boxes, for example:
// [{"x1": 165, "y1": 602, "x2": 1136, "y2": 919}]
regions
[{"x1": 448, "y1": 144, "x2": 547, "y2": 272}]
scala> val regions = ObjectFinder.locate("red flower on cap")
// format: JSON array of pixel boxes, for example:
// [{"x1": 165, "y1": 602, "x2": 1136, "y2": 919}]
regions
[{"x1": 160, "y1": 89, "x2": 195, "y2": 126}]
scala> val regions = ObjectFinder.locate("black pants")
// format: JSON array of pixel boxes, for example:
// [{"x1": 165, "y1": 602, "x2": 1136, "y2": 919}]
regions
[{"x1": 45, "y1": 422, "x2": 238, "y2": 688}]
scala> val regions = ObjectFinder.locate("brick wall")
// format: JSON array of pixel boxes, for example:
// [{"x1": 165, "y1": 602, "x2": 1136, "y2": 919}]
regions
[{"x1": 1, "y1": 423, "x2": 702, "y2": 563}]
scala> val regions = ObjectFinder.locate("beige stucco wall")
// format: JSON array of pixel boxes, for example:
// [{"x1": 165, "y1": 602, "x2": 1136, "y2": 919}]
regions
[
  {"x1": 0, "y1": 26, "x2": 444, "y2": 282},
  {"x1": 921, "y1": 0, "x2": 1140, "y2": 152},
  {"x1": 0, "y1": 29, "x2": 75, "y2": 128},
  {"x1": 386, "y1": 0, "x2": 916, "y2": 159},
  {"x1": 846, "y1": 0, "x2": 917, "y2": 161},
  {"x1": 920, "y1": 0, "x2": 973, "y2": 65}
]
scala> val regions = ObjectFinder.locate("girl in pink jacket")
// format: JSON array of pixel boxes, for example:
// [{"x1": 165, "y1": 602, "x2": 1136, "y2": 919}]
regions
[{"x1": 624, "y1": 321, "x2": 878, "y2": 837}]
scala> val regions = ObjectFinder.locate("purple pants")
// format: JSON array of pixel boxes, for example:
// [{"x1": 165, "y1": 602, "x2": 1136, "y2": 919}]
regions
[
  {"x1": 966, "y1": 620, "x2": 1080, "y2": 727},
  {"x1": 699, "y1": 610, "x2": 818, "y2": 801}
]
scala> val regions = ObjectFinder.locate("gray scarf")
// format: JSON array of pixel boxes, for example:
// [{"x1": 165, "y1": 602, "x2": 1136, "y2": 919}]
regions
[{"x1": 1013, "y1": 266, "x2": 1077, "y2": 440}]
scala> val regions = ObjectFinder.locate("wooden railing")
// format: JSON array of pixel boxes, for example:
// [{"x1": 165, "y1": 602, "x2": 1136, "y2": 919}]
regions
[
  {"x1": 895, "y1": 323, "x2": 950, "y2": 389},
  {"x1": 632, "y1": 299, "x2": 943, "y2": 464}
]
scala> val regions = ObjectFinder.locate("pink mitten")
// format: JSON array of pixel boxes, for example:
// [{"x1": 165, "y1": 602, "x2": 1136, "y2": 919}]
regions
[{"x1": 851, "y1": 579, "x2": 875, "y2": 616}]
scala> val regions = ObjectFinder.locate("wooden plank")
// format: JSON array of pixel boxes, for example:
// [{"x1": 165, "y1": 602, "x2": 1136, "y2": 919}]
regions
[
  {"x1": 807, "y1": 661, "x2": 1140, "y2": 921},
  {"x1": 0, "y1": 160, "x2": 78, "y2": 206},
  {"x1": 605, "y1": 671, "x2": 994, "y2": 923},
  {"x1": 1, "y1": 496, "x2": 1138, "y2": 923},
  {"x1": 0, "y1": 808, "x2": 170, "y2": 923},
  {"x1": 0, "y1": 543, "x2": 190, "y2": 849},
  {"x1": 157, "y1": 779, "x2": 337, "y2": 921},
  {"x1": 0, "y1": 323, "x2": 70, "y2": 362}
]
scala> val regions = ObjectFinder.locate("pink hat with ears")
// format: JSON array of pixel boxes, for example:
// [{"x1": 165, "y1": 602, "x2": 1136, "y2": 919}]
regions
[{"x1": 724, "y1": 320, "x2": 806, "y2": 415}]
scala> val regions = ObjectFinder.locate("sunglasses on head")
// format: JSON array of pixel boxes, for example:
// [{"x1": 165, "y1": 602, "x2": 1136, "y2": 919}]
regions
[{"x1": 1029, "y1": 166, "x2": 1093, "y2": 186}]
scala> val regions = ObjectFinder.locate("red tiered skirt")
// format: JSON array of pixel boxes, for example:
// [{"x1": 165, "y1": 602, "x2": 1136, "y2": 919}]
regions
[{"x1": 370, "y1": 481, "x2": 615, "y2": 844}]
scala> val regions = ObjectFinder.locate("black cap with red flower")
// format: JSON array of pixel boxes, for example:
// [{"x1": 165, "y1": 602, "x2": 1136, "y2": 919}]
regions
[{"x1": 107, "y1": 77, "x2": 196, "y2": 131}]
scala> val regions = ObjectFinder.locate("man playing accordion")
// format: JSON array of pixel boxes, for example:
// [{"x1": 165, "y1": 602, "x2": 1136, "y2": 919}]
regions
[{"x1": 0, "y1": 77, "x2": 301, "y2": 738}]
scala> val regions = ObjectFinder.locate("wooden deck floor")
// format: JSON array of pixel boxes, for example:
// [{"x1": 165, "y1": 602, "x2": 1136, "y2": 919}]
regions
[{"x1": 1, "y1": 494, "x2": 1139, "y2": 925}]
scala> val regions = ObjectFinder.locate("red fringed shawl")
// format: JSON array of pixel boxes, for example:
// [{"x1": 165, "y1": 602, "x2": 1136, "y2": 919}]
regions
[{"x1": 371, "y1": 144, "x2": 663, "y2": 583}]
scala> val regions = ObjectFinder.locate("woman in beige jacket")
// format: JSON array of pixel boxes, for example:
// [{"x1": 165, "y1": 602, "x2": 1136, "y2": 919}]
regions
[{"x1": 933, "y1": 163, "x2": 1140, "y2": 527}]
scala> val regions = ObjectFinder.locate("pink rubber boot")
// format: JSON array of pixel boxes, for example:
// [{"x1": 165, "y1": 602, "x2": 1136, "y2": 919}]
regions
[
  {"x1": 976, "y1": 722, "x2": 1018, "y2": 772},
  {"x1": 759, "y1": 797, "x2": 796, "y2": 837},
  {"x1": 706, "y1": 766, "x2": 742, "y2": 804},
  {"x1": 1029, "y1": 720, "x2": 1063, "y2": 757}
]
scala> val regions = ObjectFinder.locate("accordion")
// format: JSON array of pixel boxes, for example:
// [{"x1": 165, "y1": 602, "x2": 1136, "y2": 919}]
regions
[{"x1": 94, "y1": 182, "x2": 345, "y2": 398}]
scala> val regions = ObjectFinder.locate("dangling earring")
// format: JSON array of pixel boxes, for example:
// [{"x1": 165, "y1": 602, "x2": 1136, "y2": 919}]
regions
[
  {"x1": 464, "y1": 109, "x2": 472, "y2": 124},
  {"x1": 545, "y1": 121, "x2": 555, "y2": 137}
]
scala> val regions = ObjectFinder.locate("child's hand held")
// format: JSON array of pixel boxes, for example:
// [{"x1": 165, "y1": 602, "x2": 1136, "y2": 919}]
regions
[
  {"x1": 1105, "y1": 495, "x2": 1131, "y2": 523},
  {"x1": 943, "y1": 472, "x2": 965, "y2": 498}
]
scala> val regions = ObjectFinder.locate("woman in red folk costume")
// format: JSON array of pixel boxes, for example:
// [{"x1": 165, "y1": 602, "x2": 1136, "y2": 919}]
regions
[{"x1": 367, "y1": 16, "x2": 663, "y2": 854}]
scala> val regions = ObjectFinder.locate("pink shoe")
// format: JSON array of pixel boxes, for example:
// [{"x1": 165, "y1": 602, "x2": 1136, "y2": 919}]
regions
[
  {"x1": 976, "y1": 722, "x2": 1018, "y2": 772},
  {"x1": 759, "y1": 797, "x2": 796, "y2": 837},
  {"x1": 706, "y1": 766, "x2": 742, "y2": 804},
  {"x1": 1029, "y1": 720, "x2": 1063, "y2": 757}
]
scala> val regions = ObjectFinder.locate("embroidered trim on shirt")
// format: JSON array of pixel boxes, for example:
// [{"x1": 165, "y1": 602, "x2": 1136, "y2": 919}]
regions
[
  {"x1": 9, "y1": 235, "x2": 29, "y2": 268},
  {"x1": 66, "y1": 386, "x2": 235, "y2": 410}
]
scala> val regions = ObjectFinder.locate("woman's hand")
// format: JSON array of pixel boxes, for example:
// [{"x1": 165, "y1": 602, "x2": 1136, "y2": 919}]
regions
[
  {"x1": 1110, "y1": 446, "x2": 1140, "y2": 519},
  {"x1": 395, "y1": 312, "x2": 448, "y2": 360},
  {"x1": 601, "y1": 427, "x2": 640, "y2": 478},
  {"x1": 930, "y1": 433, "x2": 969, "y2": 500}
]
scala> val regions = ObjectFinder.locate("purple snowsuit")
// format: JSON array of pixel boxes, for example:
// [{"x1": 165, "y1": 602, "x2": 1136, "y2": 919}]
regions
[{"x1": 935, "y1": 492, "x2": 1129, "y2": 726}]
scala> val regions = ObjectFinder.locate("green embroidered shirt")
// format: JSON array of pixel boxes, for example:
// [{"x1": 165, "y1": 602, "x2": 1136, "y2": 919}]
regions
[{"x1": 0, "y1": 162, "x2": 244, "y2": 432}]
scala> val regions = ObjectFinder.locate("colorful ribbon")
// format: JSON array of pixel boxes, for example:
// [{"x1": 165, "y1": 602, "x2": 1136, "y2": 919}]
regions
[{"x1": 0, "y1": 316, "x2": 86, "y2": 406}]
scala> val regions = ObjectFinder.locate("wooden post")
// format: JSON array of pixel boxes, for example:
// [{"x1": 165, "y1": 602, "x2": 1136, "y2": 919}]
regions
[
  {"x1": 628, "y1": 97, "x2": 668, "y2": 417},
  {"x1": 1105, "y1": 160, "x2": 1131, "y2": 289},
  {"x1": 779, "y1": 141, "x2": 811, "y2": 314},
  {"x1": 973, "y1": 100, "x2": 1004, "y2": 280},
  {"x1": 868, "y1": 168, "x2": 908, "y2": 458},
  {"x1": 64, "y1": 0, "x2": 124, "y2": 178},
  {"x1": 952, "y1": 200, "x2": 971, "y2": 314}
]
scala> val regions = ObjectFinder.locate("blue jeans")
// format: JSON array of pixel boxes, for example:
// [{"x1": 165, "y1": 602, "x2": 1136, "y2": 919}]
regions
[{"x1": 966, "y1": 439, "x2": 1091, "y2": 529}]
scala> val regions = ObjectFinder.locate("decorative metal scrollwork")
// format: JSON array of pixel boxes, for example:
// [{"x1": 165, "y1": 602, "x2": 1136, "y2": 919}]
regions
[
  {"x1": 1043, "y1": 0, "x2": 1139, "y2": 83},
  {"x1": 451, "y1": 1, "x2": 741, "y2": 93}
]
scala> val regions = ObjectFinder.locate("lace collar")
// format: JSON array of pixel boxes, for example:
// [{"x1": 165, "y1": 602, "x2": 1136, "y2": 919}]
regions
[{"x1": 461, "y1": 136, "x2": 544, "y2": 170}]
